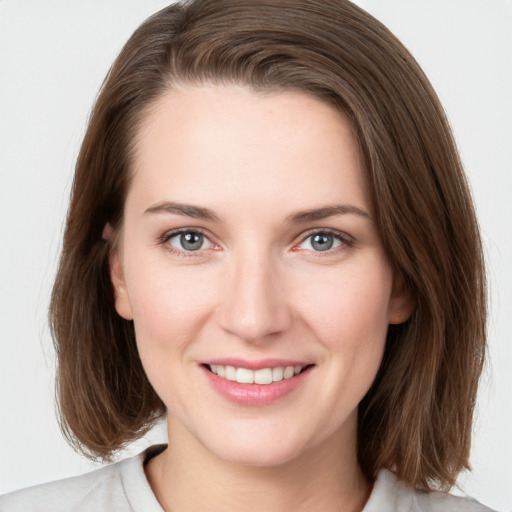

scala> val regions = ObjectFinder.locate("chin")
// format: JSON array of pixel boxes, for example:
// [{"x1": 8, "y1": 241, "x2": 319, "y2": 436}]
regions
[
  {"x1": 196, "y1": 418, "x2": 320, "y2": 468},
  {"x1": 211, "y1": 439, "x2": 306, "y2": 468}
]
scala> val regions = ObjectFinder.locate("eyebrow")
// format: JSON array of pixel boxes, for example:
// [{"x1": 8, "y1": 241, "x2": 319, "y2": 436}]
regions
[
  {"x1": 143, "y1": 201, "x2": 371, "y2": 223},
  {"x1": 284, "y1": 204, "x2": 372, "y2": 223},
  {"x1": 144, "y1": 201, "x2": 223, "y2": 222}
]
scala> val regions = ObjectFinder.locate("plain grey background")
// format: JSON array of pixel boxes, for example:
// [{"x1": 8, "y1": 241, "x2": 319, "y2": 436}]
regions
[{"x1": 1, "y1": 1, "x2": 511, "y2": 511}]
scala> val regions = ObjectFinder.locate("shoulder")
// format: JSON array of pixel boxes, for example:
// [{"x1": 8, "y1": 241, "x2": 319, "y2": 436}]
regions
[
  {"x1": 364, "y1": 470, "x2": 497, "y2": 512},
  {"x1": 0, "y1": 462, "x2": 123, "y2": 512},
  {"x1": 0, "y1": 445, "x2": 165, "y2": 512}
]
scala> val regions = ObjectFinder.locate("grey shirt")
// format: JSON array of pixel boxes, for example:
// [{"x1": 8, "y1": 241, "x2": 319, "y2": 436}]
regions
[{"x1": 0, "y1": 445, "x2": 496, "y2": 511}]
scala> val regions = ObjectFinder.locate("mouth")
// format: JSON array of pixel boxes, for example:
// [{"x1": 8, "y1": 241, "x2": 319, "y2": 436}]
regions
[
  {"x1": 201, "y1": 358, "x2": 315, "y2": 405},
  {"x1": 204, "y1": 363, "x2": 313, "y2": 385}
]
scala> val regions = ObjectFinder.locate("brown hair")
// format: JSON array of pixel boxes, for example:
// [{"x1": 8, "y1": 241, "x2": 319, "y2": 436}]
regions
[{"x1": 50, "y1": 0, "x2": 486, "y2": 491}]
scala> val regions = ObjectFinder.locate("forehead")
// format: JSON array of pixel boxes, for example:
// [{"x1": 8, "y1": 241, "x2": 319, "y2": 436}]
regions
[{"x1": 127, "y1": 84, "x2": 370, "y2": 217}]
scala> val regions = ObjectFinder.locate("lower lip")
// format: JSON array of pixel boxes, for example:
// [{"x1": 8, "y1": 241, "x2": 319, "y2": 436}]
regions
[{"x1": 202, "y1": 366, "x2": 312, "y2": 406}]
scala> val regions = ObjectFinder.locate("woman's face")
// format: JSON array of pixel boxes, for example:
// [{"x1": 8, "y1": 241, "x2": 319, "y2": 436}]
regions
[{"x1": 112, "y1": 85, "x2": 410, "y2": 466}]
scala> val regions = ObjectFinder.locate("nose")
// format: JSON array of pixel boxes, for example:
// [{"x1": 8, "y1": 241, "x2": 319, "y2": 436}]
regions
[{"x1": 217, "y1": 251, "x2": 293, "y2": 343}]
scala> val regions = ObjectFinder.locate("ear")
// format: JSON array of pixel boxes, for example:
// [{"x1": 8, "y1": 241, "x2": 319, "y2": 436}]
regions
[
  {"x1": 388, "y1": 272, "x2": 415, "y2": 325},
  {"x1": 108, "y1": 237, "x2": 134, "y2": 321}
]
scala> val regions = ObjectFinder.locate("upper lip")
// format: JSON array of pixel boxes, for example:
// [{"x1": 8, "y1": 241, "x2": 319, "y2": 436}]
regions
[{"x1": 201, "y1": 358, "x2": 313, "y2": 370}]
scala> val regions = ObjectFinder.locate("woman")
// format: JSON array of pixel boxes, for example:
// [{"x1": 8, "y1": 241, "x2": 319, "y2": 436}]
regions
[{"x1": 0, "y1": 0, "x2": 497, "y2": 510}]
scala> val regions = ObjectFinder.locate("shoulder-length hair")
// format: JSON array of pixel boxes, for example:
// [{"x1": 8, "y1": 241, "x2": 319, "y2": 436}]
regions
[{"x1": 50, "y1": 0, "x2": 486, "y2": 491}]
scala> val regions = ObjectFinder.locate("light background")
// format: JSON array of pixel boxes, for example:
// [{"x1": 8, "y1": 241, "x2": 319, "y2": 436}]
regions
[{"x1": 0, "y1": 1, "x2": 511, "y2": 510}]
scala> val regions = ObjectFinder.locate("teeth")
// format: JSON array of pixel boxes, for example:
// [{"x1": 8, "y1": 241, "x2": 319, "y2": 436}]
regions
[
  {"x1": 272, "y1": 367, "x2": 284, "y2": 381},
  {"x1": 225, "y1": 365, "x2": 237, "y2": 381},
  {"x1": 236, "y1": 367, "x2": 254, "y2": 384},
  {"x1": 283, "y1": 366, "x2": 295, "y2": 379},
  {"x1": 254, "y1": 368, "x2": 273, "y2": 385},
  {"x1": 209, "y1": 364, "x2": 305, "y2": 385}
]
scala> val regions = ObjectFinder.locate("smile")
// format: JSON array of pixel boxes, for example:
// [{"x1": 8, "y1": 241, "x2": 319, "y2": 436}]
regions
[
  {"x1": 208, "y1": 364, "x2": 306, "y2": 385},
  {"x1": 202, "y1": 361, "x2": 314, "y2": 406}
]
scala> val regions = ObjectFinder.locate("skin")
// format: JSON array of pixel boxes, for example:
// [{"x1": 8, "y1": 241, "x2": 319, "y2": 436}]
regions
[{"x1": 110, "y1": 85, "x2": 413, "y2": 512}]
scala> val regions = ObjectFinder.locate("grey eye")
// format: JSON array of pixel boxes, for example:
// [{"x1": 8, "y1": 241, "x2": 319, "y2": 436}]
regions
[
  {"x1": 169, "y1": 232, "x2": 210, "y2": 251},
  {"x1": 311, "y1": 233, "x2": 334, "y2": 251},
  {"x1": 299, "y1": 232, "x2": 344, "y2": 252}
]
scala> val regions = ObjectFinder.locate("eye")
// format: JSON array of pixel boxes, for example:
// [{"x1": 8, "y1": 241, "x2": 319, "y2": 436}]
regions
[
  {"x1": 297, "y1": 230, "x2": 349, "y2": 253},
  {"x1": 165, "y1": 230, "x2": 215, "y2": 252}
]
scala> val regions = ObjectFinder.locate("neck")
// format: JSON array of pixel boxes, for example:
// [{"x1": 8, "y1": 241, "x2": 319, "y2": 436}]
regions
[{"x1": 145, "y1": 417, "x2": 372, "y2": 512}]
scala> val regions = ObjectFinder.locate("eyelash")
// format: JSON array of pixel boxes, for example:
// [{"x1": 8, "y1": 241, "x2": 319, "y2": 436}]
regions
[
  {"x1": 158, "y1": 227, "x2": 353, "y2": 258},
  {"x1": 158, "y1": 227, "x2": 215, "y2": 258},
  {"x1": 293, "y1": 228, "x2": 353, "y2": 256}
]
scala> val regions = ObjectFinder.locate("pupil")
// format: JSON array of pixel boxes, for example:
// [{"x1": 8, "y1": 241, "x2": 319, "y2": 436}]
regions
[
  {"x1": 181, "y1": 232, "x2": 203, "y2": 251},
  {"x1": 312, "y1": 234, "x2": 333, "y2": 251}
]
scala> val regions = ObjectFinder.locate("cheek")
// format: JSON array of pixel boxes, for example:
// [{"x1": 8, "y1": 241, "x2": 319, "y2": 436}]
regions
[
  {"x1": 302, "y1": 262, "x2": 392, "y2": 347},
  {"x1": 300, "y1": 261, "x2": 392, "y2": 400},
  {"x1": 125, "y1": 266, "x2": 220, "y2": 410},
  {"x1": 126, "y1": 264, "x2": 217, "y2": 358},
  {"x1": 314, "y1": 272, "x2": 391, "y2": 409}
]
